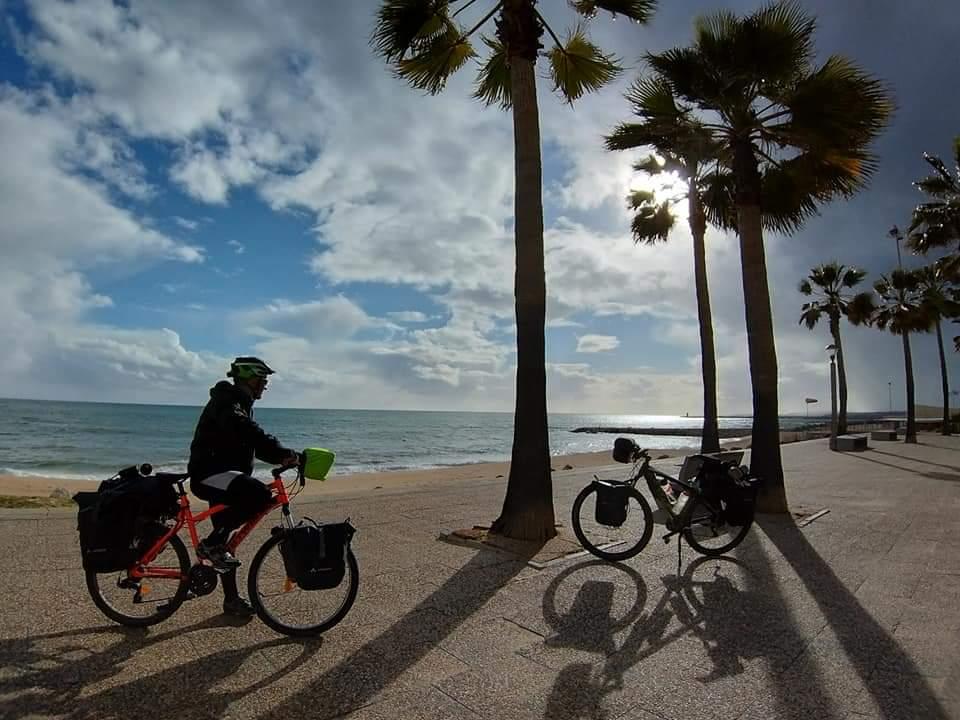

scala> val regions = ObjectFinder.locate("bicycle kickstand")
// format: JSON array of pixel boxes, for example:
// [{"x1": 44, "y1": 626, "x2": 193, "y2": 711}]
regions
[{"x1": 676, "y1": 533, "x2": 683, "y2": 576}]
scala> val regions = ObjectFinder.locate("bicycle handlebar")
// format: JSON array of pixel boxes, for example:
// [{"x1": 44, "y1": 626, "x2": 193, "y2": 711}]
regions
[{"x1": 271, "y1": 452, "x2": 306, "y2": 486}]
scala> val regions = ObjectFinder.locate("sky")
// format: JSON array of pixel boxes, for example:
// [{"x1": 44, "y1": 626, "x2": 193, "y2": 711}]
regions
[{"x1": 0, "y1": 0, "x2": 957, "y2": 415}]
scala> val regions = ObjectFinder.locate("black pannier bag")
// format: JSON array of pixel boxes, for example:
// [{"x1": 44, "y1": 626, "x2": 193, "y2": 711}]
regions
[
  {"x1": 74, "y1": 465, "x2": 180, "y2": 573},
  {"x1": 694, "y1": 457, "x2": 730, "y2": 504},
  {"x1": 612, "y1": 437, "x2": 637, "y2": 464},
  {"x1": 280, "y1": 519, "x2": 354, "y2": 590},
  {"x1": 722, "y1": 473, "x2": 760, "y2": 526},
  {"x1": 594, "y1": 482, "x2": 630, "y2": 527}
]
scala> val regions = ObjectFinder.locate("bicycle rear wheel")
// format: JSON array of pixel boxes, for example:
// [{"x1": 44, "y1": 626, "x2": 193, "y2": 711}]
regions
[
  {"x1": 683, "y1": 498, "x2": 752, "y2": 557},
  {"x1": 571, "y1": 483, "x2": 653, "y2": 562},
  {"x1": 86, "y1": 532, "x2": 191, "y2": 627},
  {"x1": 248, "y1": 533, "x2": 359, "y2": 638}
]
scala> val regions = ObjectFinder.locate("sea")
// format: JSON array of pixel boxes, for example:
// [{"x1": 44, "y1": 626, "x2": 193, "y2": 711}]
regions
[{"x1": 0, "y1": 398, "x2": 856, "y2": 482}]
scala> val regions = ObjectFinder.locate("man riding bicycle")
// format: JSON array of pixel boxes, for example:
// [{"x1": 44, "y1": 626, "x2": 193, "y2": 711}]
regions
[{"x1": 188, "y1": 356, "x2": 299, "y2": 616}]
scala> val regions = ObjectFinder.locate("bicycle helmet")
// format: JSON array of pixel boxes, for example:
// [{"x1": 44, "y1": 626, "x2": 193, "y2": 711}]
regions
[{"x1": 227, "y1": 356, "x2": 275, "y2": 380}]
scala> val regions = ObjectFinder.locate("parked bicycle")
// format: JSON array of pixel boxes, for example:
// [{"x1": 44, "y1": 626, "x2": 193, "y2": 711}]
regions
[
  {"x1": 78, "y1": 452, "x2": 358, "y2": 637},
  {"x1": 571, "y1": 438, "x2": 761, "y2": 562}
]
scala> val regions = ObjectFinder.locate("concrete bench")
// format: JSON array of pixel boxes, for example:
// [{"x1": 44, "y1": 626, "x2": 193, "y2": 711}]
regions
[
  {"x1": 871, "y1": 430, "x2": 898, "y2": 441},
  {"x1": 836, "y1": 434, "x2": 868, "y2": 451}
]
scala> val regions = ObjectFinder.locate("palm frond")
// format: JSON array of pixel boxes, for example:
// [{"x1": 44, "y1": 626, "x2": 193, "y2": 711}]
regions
[
  {"x1": 570, "y1": 0, "x2": 657, "y2": 23},
  {"x1": 605, "y1": 123, "x2": 663, "y2": 152},
  {"x1": 798, "y1": 279, "x2": 813, "y2": 295},
  {"x1": 740, "y1": 1, "x2": 816, "y2": 83},
  {"x1": 691, "y1": 1, "x2": 815, "y2": 94},
  {"x1": 624, "y1": 76, "x2": 683, "y2": 122},
  {"x1": 473, "y1": 35, "x2": 511, "y2": 107},
  {"x1": 923, "y1": 151, "x2": 955, "y2": 185},
  {"x1": 372, "y1": 0, "x2": 451, "y2": 62},
  {"x1": 644, "y1": 48, "x2": 714, "y2": 105},
  {"x1": 841, "y1": 267, "x2": 867, "y2": 288},
  {"x1": 700, "y1": 170, "x2": 738, "y2": 231},
  {"x1": 914, "y1": 175, "x2": 957, "y2": 199},
  {"x1": 633, "y1": 154, "x2": 666, "y2": 175},
  {"x1": 629, "y1": 193, "x2": 676, "y2": 243},
  {"x1": 397, "y1": 25, "x2": 476, "y2": 93},
  {"x1": 846, "y1": 291, "x2": 876, "y2": 325},
  {"x1": 778, "y1": 55, "x2": 894, "y2": 156},
  {"x1": 799, "y1": 304, "x2": 823, "y2": 330},
  {"x1": 548, "y1": 26, "x2": 623, "y2": 103}
]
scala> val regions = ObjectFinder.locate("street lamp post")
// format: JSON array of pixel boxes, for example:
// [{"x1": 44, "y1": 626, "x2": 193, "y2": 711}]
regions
[
  {"x1": 888, "y1": 381, "x2": 892, "y2": 414},
  {"x1": 827, "y1": 344, "x2": 838, "y2": 450}
]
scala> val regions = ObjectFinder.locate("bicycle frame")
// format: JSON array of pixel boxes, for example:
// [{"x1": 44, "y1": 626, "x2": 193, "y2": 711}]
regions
[
  {"x1": 129, "y1": 473, "x2": 295, "y2": 580},
  {"x1": 626, "y1": 456, "x2": 714, "y2": 531}
]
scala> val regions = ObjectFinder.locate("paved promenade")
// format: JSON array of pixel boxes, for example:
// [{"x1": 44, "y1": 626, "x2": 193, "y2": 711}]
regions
[{"x1": 1, "y1": 435, "x2": 958, "y2": 719}]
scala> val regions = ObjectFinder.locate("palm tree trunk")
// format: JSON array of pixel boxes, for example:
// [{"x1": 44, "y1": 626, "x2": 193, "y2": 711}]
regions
[
  {"x1": 829, "y1": 313, "x2": 848, "y2": 435},
  {"x1": 491, "y1": 1, "x2": 555, "y2": 541},
  {"x1": 689, "y1": 188, "x2": 720, "y2": 453},
  {"x1": 903, "y1": 332, "x2": 917, "y2": 444},
  {"x1": 936, "y1": 318, "x2": 951, "y2": 435},
  {"x1": 733, "y1": 143, "x2": 786, "y2": 513}
]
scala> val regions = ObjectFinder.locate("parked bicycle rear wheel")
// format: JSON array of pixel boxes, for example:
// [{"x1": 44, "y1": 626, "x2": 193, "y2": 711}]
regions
[
  {"x1": 571, "y1": 483, "x2": 653, "y2": 562},
  {"x1": 86, "y1": 532, "x2": 191, "y2": 627},
  {"x1": 683, "y1": 498, "x2": 752, "y2": 556},
  {"x1": 248, "y1": 533, "x2": 359, "y2": 637}
]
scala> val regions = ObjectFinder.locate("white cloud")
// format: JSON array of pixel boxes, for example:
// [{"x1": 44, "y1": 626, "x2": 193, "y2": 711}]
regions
[
  {"x1": 174, "y1": 216, "x2": 199, "y2": 230},
  {"x1": 387, "y1": 311, "x2": 429, "y2": 323},
  {"x1": 577, "y1": 334, "x2": 621, "y2": 353},
  {"x1": 3, "y1": 0, "x2": 956, "y2": 416},
  {"x1": 227, "y1": 239, "x2": 245, "y2": 254}
]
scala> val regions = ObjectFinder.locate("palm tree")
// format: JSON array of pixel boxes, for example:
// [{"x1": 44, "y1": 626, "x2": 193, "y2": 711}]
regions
[
  {"x1": 798, "y1": 263, "x2": 875, "y2": 435},
  {"x1": 372, "y1": 0, "x2": 658, "y2": 540},
  {"x1": 873, "y1": 269, "x2": 931, "y2": 444},
  {"x1": 605, "y1": 91, "x2": 725, "y2": 453},
  {"x1": 640, "y1": 1, "x2": 893, "y2": 511},
  {"x1": 908, "y1": 136, "x2": 960, "y2": 270},
  {"x1": 917, "y1": 259, "x2": 960, "y2": 435}
]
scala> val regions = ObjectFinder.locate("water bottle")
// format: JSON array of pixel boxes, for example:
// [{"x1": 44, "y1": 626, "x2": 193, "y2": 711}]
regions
[{"x1": 673, "y1": 491, "x2": 690, "y2": 516}]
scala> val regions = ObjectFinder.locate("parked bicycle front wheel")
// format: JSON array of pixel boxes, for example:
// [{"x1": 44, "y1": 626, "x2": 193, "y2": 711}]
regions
[
  {"x1": 248, "y1": 533, "x2": 359, "y2": 638},
  {"x1": 683, "y1": 498, "x2": 752, "y2": 556},
  {"x1": 571, "y1": 484, "x2": 653, "y2": 562},
  {"x1": 86, "y1": 532, "x2": 191, "y2": 627}
]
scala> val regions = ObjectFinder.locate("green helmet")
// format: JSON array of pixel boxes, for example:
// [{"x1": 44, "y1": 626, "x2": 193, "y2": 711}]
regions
[{"x1": 228, "y1": 356, "x2": 275, "y2": 380}]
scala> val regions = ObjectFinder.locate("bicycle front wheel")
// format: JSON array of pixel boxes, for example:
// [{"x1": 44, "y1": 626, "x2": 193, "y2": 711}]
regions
[
  {"x1": 571, "y1": 484, "x2": 653, "y2": 562},
  {"x1": 249, "y1": 533, "x2": 359, "y2": 638},
  {"x1": 86, "y1": 532, "x2": 191, "y2": 627},
  {"x1": 683, "y1": 498, "x2": 752, "y2": 557}
]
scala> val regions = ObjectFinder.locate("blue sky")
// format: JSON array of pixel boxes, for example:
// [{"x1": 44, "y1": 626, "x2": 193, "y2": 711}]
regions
[{"x1": 0, "y1": 0, "x2": 957, "y2": 414}]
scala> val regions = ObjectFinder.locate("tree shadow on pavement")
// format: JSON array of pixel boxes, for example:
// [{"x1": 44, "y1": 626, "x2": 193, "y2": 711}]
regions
[
  {"x1": 846, "y1": 452, "x2": 960, "y2": 484},
  {"x1": 866, "y1": 448, "x2": 960, "y2": 473},
  {"x1": 0, "y1": 614, "x2": 321, "y2": 720},
  {"x1": 251, "y1": 546, "x2": 534, "y2": 719},
  {"x1": 757, "y1": 514, "x2": 953, "y2": 720}
]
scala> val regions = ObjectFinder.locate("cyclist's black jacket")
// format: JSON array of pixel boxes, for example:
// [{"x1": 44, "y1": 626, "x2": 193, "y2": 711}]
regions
[{"x1": 188, "y1": 381, "x2": 292, "y2": 480}]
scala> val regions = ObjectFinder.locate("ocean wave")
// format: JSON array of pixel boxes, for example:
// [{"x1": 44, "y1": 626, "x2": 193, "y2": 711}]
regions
[{"x1": 0, "y1": 466, "x2": 102, "y2": 481}]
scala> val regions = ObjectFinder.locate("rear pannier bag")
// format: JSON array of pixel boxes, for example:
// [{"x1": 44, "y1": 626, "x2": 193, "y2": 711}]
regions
[
  {"x1": 74, "y1": 466, "x2": 179, "y2": 573},
  {"x1": 280, "y1": 519, "x2": 354, "y2": 590},
  {"x1": 594, "y1": 482, "x2": 630, "y2": 527},
  {"x1": 722, "y1": 475, "x2": 760, "y2": 526}
]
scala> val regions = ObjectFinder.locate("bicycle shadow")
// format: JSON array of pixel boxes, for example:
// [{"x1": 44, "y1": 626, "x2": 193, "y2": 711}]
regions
[
  {"x1": 540, "y1": 554, "x2": 798, "y2": 719},
  {"x1": 0, "y1": 615, "x2": 321, "y2": 720}
]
